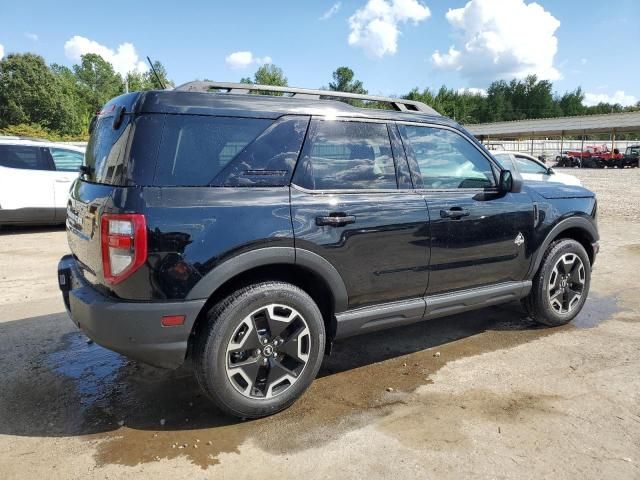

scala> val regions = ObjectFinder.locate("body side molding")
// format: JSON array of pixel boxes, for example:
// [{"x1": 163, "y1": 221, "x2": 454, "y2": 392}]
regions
[{"x1": 334, "y1": 281, "x2": 530, "y2": 339}]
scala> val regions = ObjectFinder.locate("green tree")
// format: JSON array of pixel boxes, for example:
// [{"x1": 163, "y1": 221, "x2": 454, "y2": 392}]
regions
[
  {"x1": 73, "y1": 53, "x2": 123, "y2": 114},
  {"x1": 328, "y1": 67, "x2": 367, "y2": 94},
  {"x1": 253, "y1": 64, "x2": 288, "y2": 86},
  {"x1": 0, "y1": 53, "x2": 80, "y2": 135},
  {"x1": 240, "y1": 64, "x2": 287, "y2": 95}
]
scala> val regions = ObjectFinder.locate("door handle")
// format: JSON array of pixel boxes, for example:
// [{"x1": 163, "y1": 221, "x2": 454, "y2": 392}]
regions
[
  {"x1": 440, "y1": 207, "x2": 470, "y2": 219},
  {"x1": 316, "y1": 213, "x2": 356, "y2": 227}
]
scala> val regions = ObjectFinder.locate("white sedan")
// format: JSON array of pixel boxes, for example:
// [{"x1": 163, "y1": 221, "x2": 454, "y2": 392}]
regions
[
  {"x1": 492, "y1": 151, "x2": 581, "y2": 186},
  {"x1": 0, "y1": 137, "x2": 85, "y2": 225}
]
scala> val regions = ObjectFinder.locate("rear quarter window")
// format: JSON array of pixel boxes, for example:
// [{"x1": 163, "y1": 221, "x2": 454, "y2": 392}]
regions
[{"x1": 154, "y1": 116, "x2": 272, "y2": 186}]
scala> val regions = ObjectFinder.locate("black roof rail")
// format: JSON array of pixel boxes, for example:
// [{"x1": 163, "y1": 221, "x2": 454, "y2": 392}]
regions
[{"x1": 173, "y1": 81, "x2": 440, "y2": 116}]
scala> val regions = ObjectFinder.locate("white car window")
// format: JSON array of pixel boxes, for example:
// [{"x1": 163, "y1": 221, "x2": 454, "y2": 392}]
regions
[
  {"x1": 493, "y1": 153, "x2": 516, "y2": 171},
  {"x1": 514, "y1": 155, "x2": 548, "y2": 174},
  {"x1": 0, "y1": 145, "x2": 52, "y2": 170},
  {"x1": 51, "y1": 148, "x2": 84, "y2": 172}
]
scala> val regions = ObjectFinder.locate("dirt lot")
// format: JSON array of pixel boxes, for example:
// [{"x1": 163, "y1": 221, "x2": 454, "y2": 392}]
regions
[{"x1": 1, "y1": 168, "x2": 639, "y2": 479}]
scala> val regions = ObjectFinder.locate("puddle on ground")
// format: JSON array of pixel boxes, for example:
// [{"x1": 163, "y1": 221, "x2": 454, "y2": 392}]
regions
[
  {"x1": 42, "y1": 294, "x2": 620, "y2": 469},
  {"x1": 46, "y1": 333, "x2": 128, "y2": 407}
]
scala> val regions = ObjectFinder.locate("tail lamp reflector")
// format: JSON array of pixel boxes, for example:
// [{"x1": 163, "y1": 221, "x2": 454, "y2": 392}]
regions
[{"x1": 101, "y1": 214, "x2": 147, "y2": 284}]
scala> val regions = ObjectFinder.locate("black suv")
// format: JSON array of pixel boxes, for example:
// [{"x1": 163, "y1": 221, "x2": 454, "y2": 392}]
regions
[{"x1": 58, "y1": 82, "x2": 599, "y2": 418}]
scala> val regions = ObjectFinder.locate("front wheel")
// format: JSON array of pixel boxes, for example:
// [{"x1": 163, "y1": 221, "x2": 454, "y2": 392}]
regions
[
  {"x1": 194, "y1": 281, "x2": 325, "y2": 418},
  {"x1": 523, "y1": 239, "x2": 591, "y2": 326}
]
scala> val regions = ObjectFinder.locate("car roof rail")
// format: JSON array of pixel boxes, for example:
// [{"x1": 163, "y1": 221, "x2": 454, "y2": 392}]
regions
[{"x1": 173, "y1": 81, "x2": 440, "y2": 116}]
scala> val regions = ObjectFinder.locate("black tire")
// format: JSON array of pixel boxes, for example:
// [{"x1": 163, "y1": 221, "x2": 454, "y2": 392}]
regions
[
  {"x1": 194, "y1": 281, "x2": 325, "y2": 418},
  {"x1": 523, "y1": 239, "x2": 591, "y2": 327}
]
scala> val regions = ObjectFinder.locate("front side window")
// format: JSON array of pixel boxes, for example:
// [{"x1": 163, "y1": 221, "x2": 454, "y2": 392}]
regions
[
  {"x1": 0, "y1": 145, "x2": 51, "y2": 171},
  {"x1": 51, "y1": 148, "x2": 84, "y2": 172},
  {"x1": 293, "y1": 120, "x2": 397, "y2": 190},
  {"x1": 399, "y1": 125, "x2": 495, "y2": 189},
  {"x1": 514, "y1": 155, "x2": 548, "y2": 174}
]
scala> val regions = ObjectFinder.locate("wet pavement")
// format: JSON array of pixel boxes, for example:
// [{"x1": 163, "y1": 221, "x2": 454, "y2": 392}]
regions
[{"x1": 0, "y1": 292, "x2": 617, "y2": 469}]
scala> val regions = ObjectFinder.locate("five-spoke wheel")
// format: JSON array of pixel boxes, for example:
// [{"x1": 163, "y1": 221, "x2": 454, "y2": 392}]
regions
[
  {"x1": 225, "y1": 304, "x2": 311, "y2": 399},
  {"x1": 547, "y1": 253, "x2": 586, "y2": 315},
  {"x1": 194, "y1": 281, "x2": 325, "y2": 418},
  {"x1": 523, "y1": 238, "x2": 591, "y2": 326}
]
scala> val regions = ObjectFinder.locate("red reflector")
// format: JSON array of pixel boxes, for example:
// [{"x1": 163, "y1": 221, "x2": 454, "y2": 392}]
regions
[
  {"x1": 108, "y1": 235, "x2": 133, "y2": 249},
  {"x1": 161, "y1": 315, "x2": 186, "y2": 327}
]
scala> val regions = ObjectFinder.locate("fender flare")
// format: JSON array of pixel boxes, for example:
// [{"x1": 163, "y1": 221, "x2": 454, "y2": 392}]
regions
[
  {"x1": 185, "y1": 246, "x2": 349, "y2": 313},
  {"x1": 527, "y1": 216, "x2": 598, "y2": 279}
]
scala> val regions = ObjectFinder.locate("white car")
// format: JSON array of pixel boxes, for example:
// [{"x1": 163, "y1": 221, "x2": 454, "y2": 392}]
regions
[
  {"x1": 492, "y1": 151, "x2": 581, "y2": 186},
  {"x1": 0, "y1": 137, "x2": 85, "y2": 225}
]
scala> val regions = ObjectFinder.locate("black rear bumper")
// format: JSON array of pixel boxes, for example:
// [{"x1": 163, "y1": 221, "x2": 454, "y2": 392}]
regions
[{"x1": 58, "y1": 255, "x2": 206, "y2": 369}]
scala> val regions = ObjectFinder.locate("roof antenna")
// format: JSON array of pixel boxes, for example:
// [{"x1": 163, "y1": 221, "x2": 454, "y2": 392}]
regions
[{"x1": 146, "y1": 56, "x2": 166, "y2": 90}]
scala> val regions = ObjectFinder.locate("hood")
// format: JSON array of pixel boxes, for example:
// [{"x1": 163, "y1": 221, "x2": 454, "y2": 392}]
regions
[{"x1": 525, "y1": 182, "x2": 594, "y2": 199}]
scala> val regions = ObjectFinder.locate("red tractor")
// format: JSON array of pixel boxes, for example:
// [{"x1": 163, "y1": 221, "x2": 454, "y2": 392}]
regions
[{"x1": 562, "y1": 145, "x2": 622, "y2": 168}]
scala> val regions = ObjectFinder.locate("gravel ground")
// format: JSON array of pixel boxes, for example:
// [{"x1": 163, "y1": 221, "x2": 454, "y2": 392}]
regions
[
  {"x1": 0, "y1": 169, "x2": 639, "y2": 479},
  {"x1": 555, "y1": 167, "x2": 640, "y2": 221}
]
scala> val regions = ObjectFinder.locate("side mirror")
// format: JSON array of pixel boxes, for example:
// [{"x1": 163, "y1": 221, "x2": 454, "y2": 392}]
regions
[
  {"x1": 547, "y1": 167, "x2": 555, "y2": 175},
  {"x1": 499, "y1": 170, "x2": 522, "y2": 194}
]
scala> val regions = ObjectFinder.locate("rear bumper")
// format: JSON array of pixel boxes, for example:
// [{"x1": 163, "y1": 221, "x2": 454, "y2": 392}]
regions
[{"x1": 57, "y1": 255, "x2": 206, "y2": 369}]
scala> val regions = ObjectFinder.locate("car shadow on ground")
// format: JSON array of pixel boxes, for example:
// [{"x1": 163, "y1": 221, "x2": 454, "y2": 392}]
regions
[{"x1": 0, "y1": 295, "x2": 618, "y2": 440}]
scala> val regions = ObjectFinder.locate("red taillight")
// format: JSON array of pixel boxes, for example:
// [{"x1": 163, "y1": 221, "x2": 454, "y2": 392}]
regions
[{"x1": 101, "y1": 213, "x2": 147, "y2": 285}]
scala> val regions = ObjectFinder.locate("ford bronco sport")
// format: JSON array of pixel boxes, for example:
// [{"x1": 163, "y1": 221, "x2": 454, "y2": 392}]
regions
[{"x1": 58, "y1": 82, "x2": 599, "y2": 418}]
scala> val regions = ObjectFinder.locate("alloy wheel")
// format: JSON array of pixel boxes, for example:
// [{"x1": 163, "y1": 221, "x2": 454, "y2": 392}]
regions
[
  {"x1": 225, "y1": 304, "x2": 311, "y2": 399},
  {"x1": 547, "y1": 253, "x2": 586, "y2": 315}
]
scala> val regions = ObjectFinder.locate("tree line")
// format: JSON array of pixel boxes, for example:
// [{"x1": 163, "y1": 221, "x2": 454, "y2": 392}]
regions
[{"x1": 1, "y1": 52, "x2": 638, "y2": 141}]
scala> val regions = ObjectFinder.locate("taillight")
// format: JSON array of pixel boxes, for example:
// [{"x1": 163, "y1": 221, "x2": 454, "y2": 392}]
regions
[{"x1": 101, "y1": 213, "x2": 147, "y2": 285}]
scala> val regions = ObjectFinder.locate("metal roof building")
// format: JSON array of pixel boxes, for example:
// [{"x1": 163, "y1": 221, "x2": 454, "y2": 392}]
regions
[{"x1": 465, "y1": 111, "x2": 640, "y2": 139}]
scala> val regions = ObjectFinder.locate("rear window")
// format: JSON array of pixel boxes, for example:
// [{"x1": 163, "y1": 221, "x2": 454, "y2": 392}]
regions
[
  {"x1": 154, "y1": 116, "x2": 271, "y2": 186},
  {"x1": 84, "y1": 114, "x2": 133, "y2": 184},
  {"x1": 0, "y1": 145, "x2": 52, "y2": 170}
]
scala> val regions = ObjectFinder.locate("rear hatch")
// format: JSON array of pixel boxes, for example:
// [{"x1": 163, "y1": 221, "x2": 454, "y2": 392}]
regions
[{"x1": 67, "y1": 93, "x2": 157, "y2": 288}]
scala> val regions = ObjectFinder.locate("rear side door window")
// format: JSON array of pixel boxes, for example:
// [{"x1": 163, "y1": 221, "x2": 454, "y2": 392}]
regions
[
  {"x1": 398, "y1": 125, "x2": 495, "y2": 189},
  {"x1": 50, "y1": 148, "x2": 84, "y2": 172},
  {"x1": 292, "y1": 120, "x2": 398, "y2": 190}
]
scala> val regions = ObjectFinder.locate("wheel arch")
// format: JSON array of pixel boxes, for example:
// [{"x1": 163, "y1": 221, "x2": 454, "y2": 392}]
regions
[
  {"x1": 185, "y1": 247, "x2": 348, "y2": 356},
  {"x1": 528, "y1": 216, "x2": 598, "y2": 279}
]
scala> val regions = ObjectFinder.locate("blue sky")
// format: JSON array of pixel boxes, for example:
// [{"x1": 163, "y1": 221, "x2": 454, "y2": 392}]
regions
[{"x1": 1, "y1": 0, "x2": 639, "y2": 106}]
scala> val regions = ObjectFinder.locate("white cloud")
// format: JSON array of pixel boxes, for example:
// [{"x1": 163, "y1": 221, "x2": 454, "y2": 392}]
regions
[
  {"x1": 25, "y1": 32, "x2": 38, "y2": 41},
  {"x1": 64, "y1": 35, "x2": 148, "y2": 76},
  {"x1": 348, "y1": 0, "x2": 431, "y2": 57},
  {"x1": 225, "y1": 51, "x2": 272, "y2": 69},
  {"x1": 432, "y1": 0, "x2": 561, "y2": 83},
  {"x1": 320, "y1": 2, "x2": 341, "y2": 20},
  {"x1": 457, "y1": 87, "x2": 487, "y2": 96},
  {"x1": 0, "y1": 44, "x2": 4, "y2": 60},
  {"x1": 583, "y1": 91, "x2": 637, "y2": 107}
]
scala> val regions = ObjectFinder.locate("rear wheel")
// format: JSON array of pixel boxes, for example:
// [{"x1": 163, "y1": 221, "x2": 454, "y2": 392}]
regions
[
  {"x1": 194, "y1": 281, "x2": 325, "y2": 418},
  {"x1": 523, "y1": 239, "x2": 591, "y2": 326}
]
